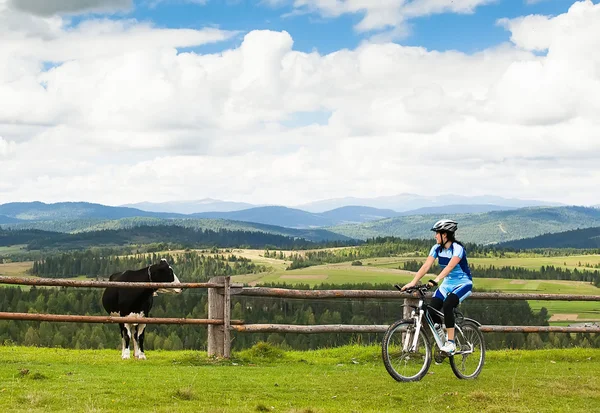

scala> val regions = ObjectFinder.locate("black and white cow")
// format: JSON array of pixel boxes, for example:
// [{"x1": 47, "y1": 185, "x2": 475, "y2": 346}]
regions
[{"x1": 101, "y1": 259, "x2": 182, "y2": 360}]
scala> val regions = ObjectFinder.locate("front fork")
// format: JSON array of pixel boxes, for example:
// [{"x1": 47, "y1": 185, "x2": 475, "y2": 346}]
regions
[{"x1": 404, "y1": 308, "x2": 425, "y2": 352}]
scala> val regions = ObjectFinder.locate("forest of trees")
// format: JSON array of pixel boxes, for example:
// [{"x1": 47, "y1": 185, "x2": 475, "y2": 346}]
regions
[
  {"x1": 499, "y1": 226, "x2": 600, "y2": 250},
  {"x1": 271, "y1": 236, "x2": 592, "y2": 270},
  {"x1": 29, "y1": 250, "x2": 269, "y2": 281},
  {"x1": 0, "y1": 225, "x2": 321, "y2": 252}
]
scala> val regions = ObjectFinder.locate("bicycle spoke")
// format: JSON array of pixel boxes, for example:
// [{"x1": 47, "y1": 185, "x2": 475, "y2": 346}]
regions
[{"x1": 449, "y1": 321, "x2": 485, "y2": 379}]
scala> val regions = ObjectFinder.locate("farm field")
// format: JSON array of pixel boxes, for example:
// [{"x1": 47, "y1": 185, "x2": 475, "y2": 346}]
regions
[
  {"x1": 372, "y1": 254, "x2": 600, "y2": 272},
  {"x1": 0, "y1": 262, "x2": 34, "y2": 278},
  {"x1": 0, "y1": 245, "x2": 29, "y2": 256},
  {"x1": 0, "y1": 344, "x2": 598, "y2": 413}
]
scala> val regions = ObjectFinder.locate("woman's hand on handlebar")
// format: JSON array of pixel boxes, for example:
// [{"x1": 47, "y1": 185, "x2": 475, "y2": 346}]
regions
[{"x1": 400, "y1": 281, "x2": 417, "y2": 291}]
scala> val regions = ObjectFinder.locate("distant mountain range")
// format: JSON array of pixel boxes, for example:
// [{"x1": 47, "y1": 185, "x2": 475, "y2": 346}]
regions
[
  {"x1": 0, "y1": 202, "x2": 398, "y2": 228},
  {"x1": 293, "y1": 193, "x2": 564, "y2": 213},
  {"x1": 121, "y1": 198, "x2": 257, "y2": 214},
  {"x1": 3, "y1": 201, "x2": 600, "y2": 247},
  {"x1": 116, "y1": 194, "x2": 564, "y2": 215},
  {"x1": 0, "y1": 201, "x2": 516, "y2": 229},
  {"x1": 0, "y1": 201, "x2": 184, "y2": 221}
]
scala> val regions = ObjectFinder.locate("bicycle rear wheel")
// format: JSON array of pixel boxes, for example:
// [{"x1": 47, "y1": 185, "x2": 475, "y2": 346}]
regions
[
  {"x1": 449, "y1": 320, "x2": 485, "y2": 379},
  {"x1": 382, "y1": 319, "x2": 432, "y2": 382}
]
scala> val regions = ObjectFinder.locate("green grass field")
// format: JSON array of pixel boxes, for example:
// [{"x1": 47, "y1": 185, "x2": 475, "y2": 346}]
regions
[
  {"x1": 0, "y1": 344, "x2": 598, "y2": 412},
  {"x1": 0, "y1": 245, "x2": 29, "y2": 256},
  {"x1": 373, "y1": 254, "x2": 600, "y2": 272}
]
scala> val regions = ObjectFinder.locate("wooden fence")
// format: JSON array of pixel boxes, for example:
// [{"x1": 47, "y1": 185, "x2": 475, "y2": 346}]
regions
[{"x1": 1, "y1": 275, "x2": 599, "y2": 359}]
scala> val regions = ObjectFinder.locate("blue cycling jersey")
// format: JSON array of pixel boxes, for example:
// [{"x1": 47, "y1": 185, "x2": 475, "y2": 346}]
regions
[{"x1": 428, "y1": 242, "x2": 472, "y2": 281}]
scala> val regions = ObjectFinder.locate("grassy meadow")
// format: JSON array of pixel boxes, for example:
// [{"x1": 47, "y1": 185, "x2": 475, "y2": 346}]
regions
[
  {"x1": 0, "y1": 344, "x2": 598, "y2": 413},
  {"x1": 371, "y1": 254, "x2": 600, "y2": 272}
]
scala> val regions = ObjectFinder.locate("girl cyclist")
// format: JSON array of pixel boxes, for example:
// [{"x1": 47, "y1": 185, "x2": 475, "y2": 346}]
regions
[{"x1": 401, "y1": 219, "x2": 473, "y2": 354}]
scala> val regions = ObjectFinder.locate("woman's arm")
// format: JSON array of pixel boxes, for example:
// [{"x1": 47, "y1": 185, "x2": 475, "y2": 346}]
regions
[
  {"x1": 401, "y1": 255, "x2": 436, "y2": 291},
  {"x1": 431, "y1": 255, "x2": 461, "y2": 285}
]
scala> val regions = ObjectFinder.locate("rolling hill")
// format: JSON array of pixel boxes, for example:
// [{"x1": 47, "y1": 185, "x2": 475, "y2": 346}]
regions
[
  {"x1": 327, "y1": 206, "x2": 600, "y2": 245},
  {"x1": 0, "y1": 215, "x2": 22, "y2": 224},
  {"x1": 397, "y1": 204, "x2": 518, "y2": 216},
  {"x1": 498, "y1": 226, "x2": 600, "y2": 249},
  {"x1": 0, "y1": 201, "x2": 185, "y2": 221},
  {"x1": 0, "y1": 217, "x2": 354, "y2": 245},
  {"x1": 0, "y1": 225, "x2": 324, "y2": 250}
]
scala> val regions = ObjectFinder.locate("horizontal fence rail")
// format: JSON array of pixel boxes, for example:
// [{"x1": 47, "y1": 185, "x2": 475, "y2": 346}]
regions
[
  {"x1": 0, "y1": 312, "x2": 243, "y2": 325},
  {"x1": 231, "y1": 324, "x2": 600, "y2": 334},
  {"x1": 239, "y1": 287, "x2": 600, "y2": 302},
  {"x1": 2, "y1": 277, "x2": 598, "y2": 302},
  {"x1": 0, "y1": 276, "x2": 219, "y2": 289}
]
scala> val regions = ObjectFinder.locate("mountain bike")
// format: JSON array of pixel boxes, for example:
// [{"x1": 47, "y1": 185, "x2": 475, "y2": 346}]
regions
[{"x1": 382, "y1": 284, "x2": 485, "y2": 382}]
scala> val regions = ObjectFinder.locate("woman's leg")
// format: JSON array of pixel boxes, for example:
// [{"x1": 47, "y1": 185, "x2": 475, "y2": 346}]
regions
[
  {"x1": 442, "y1": 293, "x2": 460, "y2": 340},
  {"x1": 429, "y1": 297, "x2": 444, "y2": 325}
]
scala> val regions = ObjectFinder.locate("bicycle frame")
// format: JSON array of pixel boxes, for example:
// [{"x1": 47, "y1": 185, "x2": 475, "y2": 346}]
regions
[
  {"x1": 402, "y1": 288, "x2": 474, "y2": 356},
  {"x1": 403, "y1": 295, "x2": 446, "y2": 351}
]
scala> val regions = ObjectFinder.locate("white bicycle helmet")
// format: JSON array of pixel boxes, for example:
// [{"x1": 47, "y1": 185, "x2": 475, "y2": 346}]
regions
[{"x1": 431, "y1": 219, "x2": 458, "y2": 233}]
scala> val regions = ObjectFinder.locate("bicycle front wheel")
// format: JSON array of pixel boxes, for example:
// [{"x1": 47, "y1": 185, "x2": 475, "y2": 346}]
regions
[
  {"x1": 382, "y1": 319, "x2": 432, "y2": 382},
  {"x1": 449, "y1": 320, "x2": 485, "y2": 379}
]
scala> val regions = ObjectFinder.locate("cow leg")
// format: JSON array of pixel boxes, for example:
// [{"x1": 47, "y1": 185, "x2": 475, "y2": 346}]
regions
[
  {"x1": 122, "y1": 323, "x2": 133, "y2": 359},
  {"x1": 136, "y1": 324, "x2": 147, "y2": 360},
  {"x1": 131, "y1": 324, "x2": 140, "y2": 358},
  {"x1": 128, "y1": 312, "x2": 146, "y2": 360}
]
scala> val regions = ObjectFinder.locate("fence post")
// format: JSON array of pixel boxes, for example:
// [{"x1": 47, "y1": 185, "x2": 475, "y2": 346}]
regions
[
  {"x1": 223, "y1": 276, "x2": 231, "y2": 359},
  {"x1": 403, "y1": 297, "x2": 418, "y2": 320},
  {"x1": 207, "y1": 276, "x2": 226, "y2": 357}
]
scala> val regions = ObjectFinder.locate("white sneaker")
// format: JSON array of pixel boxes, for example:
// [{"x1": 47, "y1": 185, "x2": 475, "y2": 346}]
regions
[{"x1": 440, "y1": 341, "x2": 456, "y2": 354}]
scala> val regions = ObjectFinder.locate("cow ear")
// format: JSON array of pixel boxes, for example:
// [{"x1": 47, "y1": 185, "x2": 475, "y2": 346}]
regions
[{"x1": 159, "y1": 258, "x2": 169, "y2": 267}]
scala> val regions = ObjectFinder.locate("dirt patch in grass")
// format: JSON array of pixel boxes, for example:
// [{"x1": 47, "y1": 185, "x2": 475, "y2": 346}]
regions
[
  {"x1": 549, "y1": 314, "x2": 579, "y2": 321},
  {"x1": 280, "y1": 275, "x2": 328, "y2": 280},
  {"x1": 0, "y1": 261, "x2": 34, "y2": 277}
]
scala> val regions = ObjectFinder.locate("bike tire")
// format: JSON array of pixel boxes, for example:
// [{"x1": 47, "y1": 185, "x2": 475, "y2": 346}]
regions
[
  {"x1": 449, "y1": 320, "x2": 485, "y2": 379},
  {"x1": 382, "y1": 319, "x2": 432, "y2": 382}
]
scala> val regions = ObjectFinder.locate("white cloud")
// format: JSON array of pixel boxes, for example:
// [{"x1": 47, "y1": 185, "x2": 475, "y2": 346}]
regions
[
  {"x1": 290, "y1": 0, "x2": 496, "y2": 34},
  {"x1": 147, "y1": 0, "x2": 209, "y2": 7},
  {"x1": 1, "y1": 1, "x2": 600, "y2": 206},
  {"x1": 0, "y1": 136, "x2": 17, "y2": 157},
  {"x1": 8, "y1": 0, "x2": 133, "y2": 16}
]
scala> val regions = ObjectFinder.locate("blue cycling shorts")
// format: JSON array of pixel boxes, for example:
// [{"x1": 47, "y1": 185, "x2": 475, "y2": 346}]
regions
[{"x1": 433, "y1": 279, "x2": 473, "y2": 303}]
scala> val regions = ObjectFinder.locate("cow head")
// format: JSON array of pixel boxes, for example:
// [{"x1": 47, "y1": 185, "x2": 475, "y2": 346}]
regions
[{"x1": 149, "y1": 258, "x2": 182, "y2": 294}]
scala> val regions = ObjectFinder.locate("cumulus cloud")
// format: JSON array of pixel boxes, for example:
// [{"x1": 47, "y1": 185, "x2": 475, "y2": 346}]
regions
[
  {"x1": 1, "y1": 1, "x2": 600, "y2": 206},
  {"x1": 8, "y1": 0, "x2": 133, "y2": 16},
  {"x1": 0, "y1": 136, "x2": 17, "y2": 157},
  {"x1": 290, "y1": 0, "x2": 495, "y2": 34}
]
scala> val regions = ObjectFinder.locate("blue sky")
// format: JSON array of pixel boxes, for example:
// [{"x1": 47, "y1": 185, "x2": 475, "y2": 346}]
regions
[{"x1": 99, "y1": 0, "x2": 588, "y2": 54}]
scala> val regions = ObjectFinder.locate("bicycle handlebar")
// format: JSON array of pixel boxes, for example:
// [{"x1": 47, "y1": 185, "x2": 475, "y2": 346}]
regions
[{"x1": 394, "y1": 284, "x2": 432, "y2": 296}]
